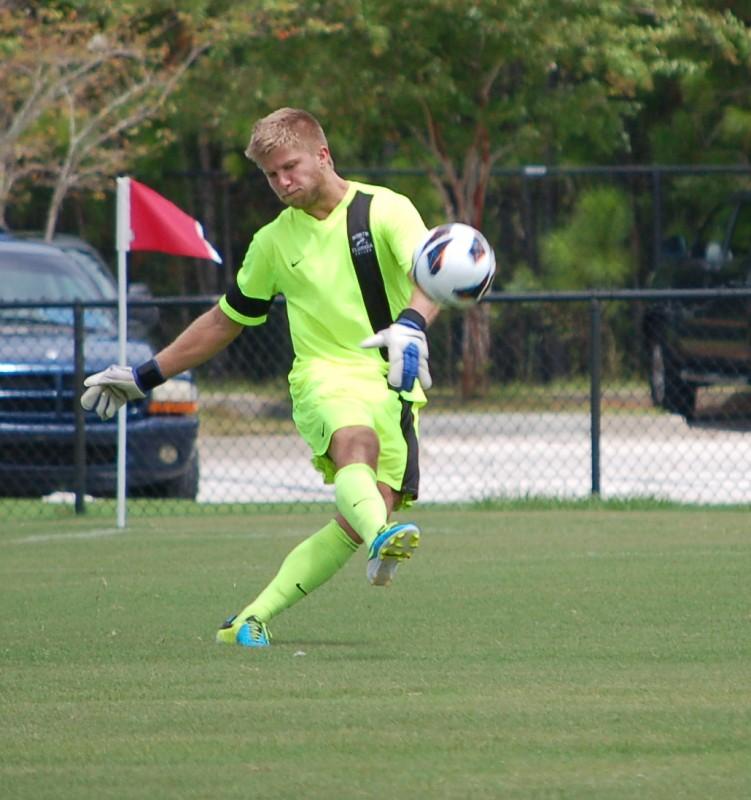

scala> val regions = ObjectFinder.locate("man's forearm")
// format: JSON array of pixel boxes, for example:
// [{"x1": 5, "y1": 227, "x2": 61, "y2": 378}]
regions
[
  {"x1": 408, "y1": 285, "x2": 441, "y2": 326},
  {"x1": 154, "y1": 304, "x2": 244, "y2": 379}
]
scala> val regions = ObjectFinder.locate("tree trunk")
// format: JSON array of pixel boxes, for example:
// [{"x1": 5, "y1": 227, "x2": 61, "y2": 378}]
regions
[
  {"x1": 460, "y1": 303, "x2": 491, "y2": 398},
  {"x1": 0, "y1": 163, "x2": 13, "y2": 229},
  {"x1": 44, "y1": 176, "x2": 70, "y2": 241},
  {"x1": 458, "y1": 161, "x2": 492, "y2": 399},
  {"x1": 195, "y1": 131, "x2": 219, "y2": 295}
]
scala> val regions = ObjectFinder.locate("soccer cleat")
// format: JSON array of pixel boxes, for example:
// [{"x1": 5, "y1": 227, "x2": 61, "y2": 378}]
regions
[
  {"x1": 367, "y1": 521, "x2": 420, "y2": 587},
  {"x1": 216, "y1": 614, "x2": 271, "y2": 648}
]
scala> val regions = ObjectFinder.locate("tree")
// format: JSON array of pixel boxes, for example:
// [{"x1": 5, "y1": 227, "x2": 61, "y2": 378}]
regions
[
  {"x1": 152, "y1": 0, "x2": 750, "y2": 395},
  {"x1": 0, "y1": 4, "x2": 209, "y2": 236},
  {"x1": 39, "y1": 12, "x2": 209, "y2": 239},
  {"x1": 335, "y1": 0, "x2": 751, "y2": 396},
  {"x1": 7, "y1": 3, "x2": 749, "y2": 326},
  {"x1": 0, "y1": 6, "x2": 109, "y2": 227},
  {"x1": 172, "y1": 0, "x2": 554, "y2": 394},
  {"x1": 542, "y1": 187, "x2": 633, "y2": 290},
  {"x1": 137, "y1": 1, "x2": 348, "y2": 292}
]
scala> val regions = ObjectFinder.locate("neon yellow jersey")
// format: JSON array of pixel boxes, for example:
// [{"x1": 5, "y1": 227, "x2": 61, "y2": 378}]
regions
[{"x1": 219, "y1": 180, "x2": 428, "y2": 393}]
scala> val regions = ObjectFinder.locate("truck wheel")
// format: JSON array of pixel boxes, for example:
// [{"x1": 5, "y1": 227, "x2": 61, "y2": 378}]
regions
[
  {"x1": 649, "y1": 340, "x2": 697, "y2": 419},
  {"x1": 134, "y1": 452, "x2": 199, "y2": 500},
  {"x1": 162, "y1": 452, "x2": 200, "y2": 499}
]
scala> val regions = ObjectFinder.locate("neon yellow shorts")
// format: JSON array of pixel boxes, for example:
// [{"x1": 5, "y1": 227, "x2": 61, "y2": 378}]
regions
[{"x1": 289, "y1": 361, "x2": 424, "y2": 505}]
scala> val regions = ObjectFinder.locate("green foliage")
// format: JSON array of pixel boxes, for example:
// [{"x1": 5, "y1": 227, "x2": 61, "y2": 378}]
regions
[
  {"x1": 541, "y1": 186, "x2": 634, "y2": 289},
  {"x1": 3, "y1": 0, "x2": 751, "y2": 293},
  {"x1": 503, "y1": 263, "x2": 543, "y2": 293}
]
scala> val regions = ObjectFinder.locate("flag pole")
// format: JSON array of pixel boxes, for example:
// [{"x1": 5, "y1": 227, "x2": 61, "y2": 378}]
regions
[{"x1": 115, "y1": 177, "x2": 130, "y2": 529}]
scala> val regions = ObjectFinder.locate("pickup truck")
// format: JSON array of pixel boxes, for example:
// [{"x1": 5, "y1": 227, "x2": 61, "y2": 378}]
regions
[
  {"x1": 644, "y1": 191, "x2": 751, "y2": 418},
  {"x1": 0, "y1": 235, "x2": 200, "y2": 499}
]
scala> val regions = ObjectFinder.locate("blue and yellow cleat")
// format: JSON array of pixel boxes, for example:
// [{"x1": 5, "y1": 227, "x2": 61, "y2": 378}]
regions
[
  {"x1": 367, "y1": 522, "x2": 420, "y2": 587},
  {"x1": 216, "y1": 614, "x2": 271, "y2": 648}
]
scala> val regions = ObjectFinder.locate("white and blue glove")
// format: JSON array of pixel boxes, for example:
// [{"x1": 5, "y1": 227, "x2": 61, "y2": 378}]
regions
[
  {"x1": 81, "y1": 359, "x2": 164, "y2": 420},
  {"x1": 360, "y1": 309, "x2": 432, "y2": 392}
]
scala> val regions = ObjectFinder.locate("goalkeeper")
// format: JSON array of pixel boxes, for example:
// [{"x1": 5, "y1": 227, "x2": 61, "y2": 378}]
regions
[{"x1": 82, "y1": 107, "x2": 438, "y2": 648}]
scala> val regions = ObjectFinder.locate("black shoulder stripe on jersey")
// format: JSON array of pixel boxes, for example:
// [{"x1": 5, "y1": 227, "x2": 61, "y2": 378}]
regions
[
  {"x1": 347, "y1": 191, "x2": 392, "y2": 361},
  {"x1": 224, "y1": 282, "x2": 273, "y2": 318}
]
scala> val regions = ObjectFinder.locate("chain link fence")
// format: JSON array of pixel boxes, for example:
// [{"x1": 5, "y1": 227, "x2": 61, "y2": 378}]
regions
[{"x1": 3, "y1": 290, "x2": 751, "y2": 521}]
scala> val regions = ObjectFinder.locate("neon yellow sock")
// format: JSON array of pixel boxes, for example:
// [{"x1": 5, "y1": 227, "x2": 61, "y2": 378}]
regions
[
  {"x1": 334, "y1": 462, "x2": 387, "y2": 548},
  {"x1": 235, "y1": 520, "x2": 359, "y2": 624}
]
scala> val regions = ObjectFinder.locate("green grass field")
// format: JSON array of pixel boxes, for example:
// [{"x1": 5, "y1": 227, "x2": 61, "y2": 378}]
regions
[{"x1": 1, "y1": 509, "x2": 750, "y2": 799}]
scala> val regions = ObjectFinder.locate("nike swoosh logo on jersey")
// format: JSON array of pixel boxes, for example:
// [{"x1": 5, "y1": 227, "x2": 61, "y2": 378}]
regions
[{"x1": 291, "y1": 257, "x2": 303, "y2": 267}]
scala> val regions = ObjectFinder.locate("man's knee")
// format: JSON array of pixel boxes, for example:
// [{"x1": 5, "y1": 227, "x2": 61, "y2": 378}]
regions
[{"x1": 328, "y1": 425, "x2": 379, "y2": 469}]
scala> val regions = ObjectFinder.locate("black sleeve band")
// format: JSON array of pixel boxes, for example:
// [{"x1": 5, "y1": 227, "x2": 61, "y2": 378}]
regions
[
  {"x1": 224, "y1": 282, "x2": 273, "y2": 318},
  {"x1": 396, "y1": 308, "x2": 427, "y2": 331},
  {"x1": 134, "y1": 359, "x2": 166, "y2": 392}
]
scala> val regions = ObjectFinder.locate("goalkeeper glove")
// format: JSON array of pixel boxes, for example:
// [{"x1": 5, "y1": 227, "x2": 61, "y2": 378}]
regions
[
  {"x1": 360, "y1": 309, "x2": 432, "y2": 392},
  {"x1": 81, "y1": 359, "x2": 164, "y2": 420}
]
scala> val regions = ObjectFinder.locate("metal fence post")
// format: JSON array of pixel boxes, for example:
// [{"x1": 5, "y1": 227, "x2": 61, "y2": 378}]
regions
[
  {"x1": 589, "y1": 298, "x2": 602, "y2": 496},
  {"x1": 652, "y1": 168, "x2": 663, "y2": 273},
  {"x1": 73, "y1": 303, "x2": 86, "y2": 514}
]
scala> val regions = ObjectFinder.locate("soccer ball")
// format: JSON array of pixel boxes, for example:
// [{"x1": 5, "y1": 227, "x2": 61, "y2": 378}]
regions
[{"x1": 412, "y1": 223, "x2": 496, "y2": 308}]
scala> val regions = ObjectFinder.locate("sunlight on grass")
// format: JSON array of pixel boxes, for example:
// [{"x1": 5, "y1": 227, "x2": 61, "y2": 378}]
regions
[{"x1": 1, "y1": 509, "x2": 750, "y2": 799}]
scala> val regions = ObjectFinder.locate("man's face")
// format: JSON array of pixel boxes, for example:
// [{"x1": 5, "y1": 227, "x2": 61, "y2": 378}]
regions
[{"x1": 257, "y1": 143, "x2": 329, "y2": 211}]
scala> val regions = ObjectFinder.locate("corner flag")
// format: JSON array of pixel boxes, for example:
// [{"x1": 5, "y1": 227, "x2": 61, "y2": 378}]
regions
[
  {"x1": 113, "y1": 176, "x2": 221, "y2": 528},
  {"x1": 117, "y1": 176, "x2": 222, "y2": 263}
]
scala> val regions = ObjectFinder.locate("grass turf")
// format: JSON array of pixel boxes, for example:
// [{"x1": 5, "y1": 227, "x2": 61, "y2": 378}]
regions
[{"x1": 1, "y1": 509, "x2": 749, "y2": 799}]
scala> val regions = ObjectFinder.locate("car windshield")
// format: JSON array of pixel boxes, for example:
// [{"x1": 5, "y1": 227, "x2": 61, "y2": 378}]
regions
[
  {"x1": 62, "y1": 248, "x2": 118, "y2": 300},
  {"x1": 0, "y1": 248, "x2": 116, "y2": 331}
]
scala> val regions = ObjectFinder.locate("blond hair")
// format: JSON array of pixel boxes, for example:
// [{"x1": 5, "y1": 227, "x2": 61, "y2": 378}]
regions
[{"x1": 245, "y1": 108, "x2": 329, "y2": 163}]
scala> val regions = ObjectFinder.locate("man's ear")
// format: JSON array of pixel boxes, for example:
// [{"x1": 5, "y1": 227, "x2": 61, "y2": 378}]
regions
[{"x1": 318, "y1": 145, "x2": 332, "y2": 168}]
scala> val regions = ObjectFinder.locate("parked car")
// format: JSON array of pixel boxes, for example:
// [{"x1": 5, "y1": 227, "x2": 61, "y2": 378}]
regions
[
  {"x1": 13, "y1": 231, "x2": 160, "y2": 336},
  {"x1": 0, "y1": 237, "x2": 199, "y2": 498},
  {"x1": 644, "y1": 192, "x2": 751, "y2": 418}
]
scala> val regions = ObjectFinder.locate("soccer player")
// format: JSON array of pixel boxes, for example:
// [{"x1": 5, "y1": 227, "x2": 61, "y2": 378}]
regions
[{"x1": 81, "y1": 107, "x2": 439, "y2": 648}]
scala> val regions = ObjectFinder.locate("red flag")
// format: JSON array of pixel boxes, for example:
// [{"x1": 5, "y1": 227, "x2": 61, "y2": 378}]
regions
[{"x1": 119, "y1": 177, "x2": 221, "y2": 262}]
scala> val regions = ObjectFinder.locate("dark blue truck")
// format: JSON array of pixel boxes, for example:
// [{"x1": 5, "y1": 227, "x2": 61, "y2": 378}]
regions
[{"x1": 0, "y1": 236, "x2": 199, "y2": 498}]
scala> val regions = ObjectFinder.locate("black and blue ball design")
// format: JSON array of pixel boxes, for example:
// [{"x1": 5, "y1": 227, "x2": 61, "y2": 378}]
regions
[{"x1": 411, "y1": 223, "x2": 496, "y2": 308}]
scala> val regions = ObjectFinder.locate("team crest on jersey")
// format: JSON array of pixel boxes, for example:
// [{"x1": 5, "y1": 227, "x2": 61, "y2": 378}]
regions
[{"x1": 350, "y1": 230, "x2": 374, "y2": 257}]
